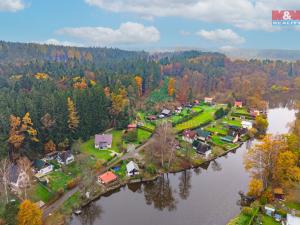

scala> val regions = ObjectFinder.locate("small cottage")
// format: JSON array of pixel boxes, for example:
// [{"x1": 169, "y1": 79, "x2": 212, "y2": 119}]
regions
[
  {"x1": 161, "y1": 109, "x2": 171, "y2": 117},
  {"x1": 234, "y1": 101, "x2": 243, "y2": 108},
  {"x1": 33, "y1": 159, "x2": 53, "y2": 175},
  {"x1": 221, "y1": 135, "x2": 239, "y2": 143},
  {"x1": 95, "y1": 134, "x2": 113, "y2": 149},
  {"x1": 182, "y1": 130, "x2": 197, "y2": 143},
  {"x1": 204, "y1": 97, "x2": 213, "y2": 104},
  {"x1": 126, "y1": 161, "x2": 139, "y2": 176},
  {"x1": 57, "y1": 151, "x2": 75, "y2": 165},
  {"x1": 195, "y1": 142, "x2": 212, "y2": 158},
  {"x1": 241, "y1": 121, "x2": 253, "y2": 130},
  {"x1": 98, "y1": 171, "x2": 117, "y2": 184},
  {"x1": 273, "y1": 188, "x2": 284, "y2": 200},
  {"x1": 196, "y1": 129, "x2": 211, "y2": 142},
  {"x1": 250, "y1": 110, "x2": 260, "y2": 117},
  {"x1": 127, "y1": 124, "x2": 137, "y2": 129},
  {"x1": 264, "y1": 204, "x2": 275, "y2": 216}
]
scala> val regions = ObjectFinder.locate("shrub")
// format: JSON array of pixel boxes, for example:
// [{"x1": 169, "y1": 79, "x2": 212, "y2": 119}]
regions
[
  {"x1": 3, "y1": 201, "x2": 19, "y2": 225},
  {"x1": 145, "y1": 164, "x2": 157, "y2": 175},
  {"x1": 123, "y1": 129, "x2": 138, "y2": 142},
  {"x1": 66, "y1": 177, "x2": 80, "y2": 190},
  {"x1": 57, "y1": 188, "x2": 64, "y2": 196},
  {"x1": 241, "y1": 207, "x2": 253, "y2": 216}
]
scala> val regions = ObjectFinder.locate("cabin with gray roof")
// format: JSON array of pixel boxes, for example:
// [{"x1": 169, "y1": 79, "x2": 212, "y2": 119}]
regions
[{"x1": 95, "y1": 134, "x2": 113, "y2": 149}]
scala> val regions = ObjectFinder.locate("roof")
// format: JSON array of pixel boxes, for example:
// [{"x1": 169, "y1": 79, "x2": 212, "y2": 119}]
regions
[
  {"x1": 9, "y1": 164, "x2": 19, "y2": 183},
  {"x1": 204, "y1": 97, "x2": 213, "y2": 101},
  {"x1": 98, "y1": 171, "x2": 117, "y2": 184},
  {"x1": 127, "y1": 124, "x2": 137, "y2": 129},
  {"x1": 33, "y1": 159, "x2": 48, "y2": 170},
  {"x1": 196, "y1": 129, "x2": 211, "y2": 138},
  {"x1": 274, "y1": 188, "x2": 284, "y2": 195},
  {"x1": 183, "y1": 130, "x2": 197, "y2": 139},
  {"x1": 242, "y1": 121, "x2": 252, "y2": 126},
  {"x1": 235, "y1": 101, "x2": 243, "y2": 106},
  {"x1": 58, "y1": 150, "x2": 73, "y2": 162},
  {"x1": 192, "y1": 140, "x2": 200, "y2": 148},
  {"x1": 221, "y1": 136, "x2": 234, "y2": 142},
  {"x1": 126, "y1": 161, "x2": 139, "y2": 172},
  {"x1": 196, "y1": 142, "x2": 211, "y2": 154},
  {"x1": 161, "y1": 109, "x2": 171, "y2": 115},
  {"x1": 95, "y1": 134, "x2": 113, "y2": 145}
]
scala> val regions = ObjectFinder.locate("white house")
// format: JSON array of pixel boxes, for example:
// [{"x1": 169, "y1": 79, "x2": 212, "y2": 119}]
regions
[
  {"x1": 57, "y1": 151, "x2": 75, "y2": 165},
  {"x1": 126, "y1": 161, "x2": 139, "y2": 176},
  {"x1": 241, "y1": 121, "x2": 253, "y2": 129},
  {"x1": 33, "y1": 159, "x2": 53, "y2": 175},
  {"x1": 95, "y1": 134, "x2": 113, "y2": 149},
  {"x1": 204, "y1": 97, "x2": 213, "y2": 104},
  {"x1": 287, "y1": 214, "x2": 300, "y2": 225}
]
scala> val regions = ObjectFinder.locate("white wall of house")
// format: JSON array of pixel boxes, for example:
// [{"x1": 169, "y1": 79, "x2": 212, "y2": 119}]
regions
[
  {"x1": 182, "y1": 136, "x2": 194, "y2": 143},
  {"x1": 38, "y1": 165, "x2": 53, "y2": 175}
]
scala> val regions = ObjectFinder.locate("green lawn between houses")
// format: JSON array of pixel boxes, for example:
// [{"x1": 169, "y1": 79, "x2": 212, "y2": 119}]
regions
[
  {"x1": 175, "y1": 106, "x2": 217, "y2": 132},
  {"x1": 28, "y1": 183, "x2": 54, "y2": 203},
  {"x1": 261, "y1": 215, "x2": 281, "y2": 225},
  {"x1": 205, "y1": 125, "x2": 228, "y2": 136},
  {"x1": 137, "y1": 128, "x2": 152, "y2": 143}
]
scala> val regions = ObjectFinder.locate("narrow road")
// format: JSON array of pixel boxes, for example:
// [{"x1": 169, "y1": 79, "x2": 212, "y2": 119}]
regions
[{"x1": 42, "y1": 186, "x2": 79, "y2": 219}]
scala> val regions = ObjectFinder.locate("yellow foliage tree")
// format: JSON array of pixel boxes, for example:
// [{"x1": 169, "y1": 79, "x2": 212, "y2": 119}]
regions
[
  {"x1": 134, "y1": 75, "x2": 143, "y2": 97},
  {"x1": 34, "y1": 73, "x2": 49, "y2": 80},
  {"x1": 248, "y1": 178, "x2": 263, "y2": 197},
  {"x1": 168, "y1": 78, "x2": 175, "y2": 97},
  {"x1": 17, "y1": 200, "x2": 42, "y2": 225},
  {"x1": 44, "y1": 140, "x2": 56, "y2": 153},
  {"x1": 67, "y1": 97, "x2": 79, "y2": 131}
]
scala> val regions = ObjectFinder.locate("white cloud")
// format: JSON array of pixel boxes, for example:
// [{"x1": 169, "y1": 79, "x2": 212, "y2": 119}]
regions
[
  {"x1": 0, "y1": 0, "x2": 25, "y2": 12},
  {"x1": 56, "y1": 22, "x2": 160, "y2": 46},
  {"x1": 219, "y1": 45, "x2": 237, "y2": 51},
  {"x1": 197, "y1": 29, "x2": 245, "y2": 44},
  {"x1": 85, "y1": 0, "x2": 300, "y2": 31},
  {"x1": 40, "y1": 39, "x2": 84, "y2": 47}
]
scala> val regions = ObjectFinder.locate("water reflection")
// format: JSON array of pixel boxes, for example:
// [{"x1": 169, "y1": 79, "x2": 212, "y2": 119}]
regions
[
  {"x1": 77, "y1": 203, "x2": 103, "y2": 225},
  {"x1": 143, "y1": 174, "x2": 177, "y2": 211},
  {"x1": 211, "y1": 160, "x2": 222, "y2": 172},
  {"x1": 178, "y1": 170, "x2": 192, "y2": 200}
]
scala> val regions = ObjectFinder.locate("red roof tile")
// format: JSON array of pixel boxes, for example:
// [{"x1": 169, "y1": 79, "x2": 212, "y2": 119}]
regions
[{"x1": 98, "y1": 171, "x2": 117, "y2": 184}]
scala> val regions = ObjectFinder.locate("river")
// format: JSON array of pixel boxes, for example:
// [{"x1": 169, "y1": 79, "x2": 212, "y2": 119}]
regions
[{"x1": 70, "y1": 107, "x2": 296, "y2": 225}]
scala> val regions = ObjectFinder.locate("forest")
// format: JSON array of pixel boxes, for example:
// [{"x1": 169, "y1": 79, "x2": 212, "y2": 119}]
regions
[{"x1": 1, "y1": 41, "x2": 300, "y2": 160}]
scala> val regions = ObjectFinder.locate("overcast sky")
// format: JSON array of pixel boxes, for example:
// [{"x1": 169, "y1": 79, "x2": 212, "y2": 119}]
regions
[{"x1": 0, "y1": 0, "x2": 300, "y2": 50}]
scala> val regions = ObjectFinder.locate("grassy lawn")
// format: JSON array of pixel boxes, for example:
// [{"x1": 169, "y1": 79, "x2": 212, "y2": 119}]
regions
[
  {"x1": 205, "y1": 125, "x2": 228, "y2": 135},
  {"x1": 137, "y1": 128, "x2": 152, "y2": 143},
  {"x1": 261, "y1": 215, "x2": 280, "y2": 225},
  {"x1": 110, "y1": 130, "x2": 126, "y2": 153},
  {"x1": 285, "y1": 201, "x2": 300, "y2": 210},
  {"x1": 28, "y1": 183, "x2": 54, "y2": 203},
  {"x1": 60, "y1": 191, "x2": 80, "y2": 214},
  {"x1": 47, "y1": 171, "x2": 73, "y2": 191},
  {"x1": 222, "y1": 117, "x2": 242, "y2": 127},
  {"x1": 228, "y1": 214, "x2": 251, "y2": 225},
  {"x1": 175, "y1": 107, "x2": 216, "y2": 131},
  {"x1": 233, "y1": 107, "x2": 251, "y2": 116}
]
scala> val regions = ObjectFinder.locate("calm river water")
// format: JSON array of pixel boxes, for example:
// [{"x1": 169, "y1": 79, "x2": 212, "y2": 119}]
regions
[{"x1": 70, "y1": 107, "x2": 296, "y2": 225}]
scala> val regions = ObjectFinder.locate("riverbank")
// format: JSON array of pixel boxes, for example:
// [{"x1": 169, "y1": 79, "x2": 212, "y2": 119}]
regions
[{"x1": 44, "y1": 139, "x2": 245, "y2": 225}]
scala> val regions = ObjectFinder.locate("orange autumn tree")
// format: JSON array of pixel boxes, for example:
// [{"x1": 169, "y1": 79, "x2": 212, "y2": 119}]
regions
[
  {"x1": 8, "y1": 113, "x2": 38, "y2": 155},
  {"x1": 67, "y1": 97, "x2": 80, "y2": 131},
  {"x1": 73, "y1": 78, "x2": 87, "y2": 90},
  {"x1": 17, "y1": 200, "x2": 42, "y2": 225},
  {"x1": 134, "y1": 75, "x2": 143, "y2": 97}
]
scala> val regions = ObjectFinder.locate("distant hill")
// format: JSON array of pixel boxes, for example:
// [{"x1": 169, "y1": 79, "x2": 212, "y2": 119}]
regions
[
  {"x1": 220, "y1": 48, "x2": 300, "y2": 61},
  {"x1": 0, "y1": 41, "x2": 148, "y2": 65}
]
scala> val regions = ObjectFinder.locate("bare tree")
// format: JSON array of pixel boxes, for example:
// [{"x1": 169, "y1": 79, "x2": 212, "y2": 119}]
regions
[
  {"x1": 0, "y1": 158, "x2": 11, "y2": 203},
  {"x1": 16, "y1": 157, "x2": 33, "y2": 199},
  {"x1": 147, "y1": 121, "x2": 178, "y2": 169}
]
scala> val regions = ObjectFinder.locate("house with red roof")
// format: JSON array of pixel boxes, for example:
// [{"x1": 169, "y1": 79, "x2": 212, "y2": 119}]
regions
[
  {"x1": 234, "y1": 101, "x2": 243, "y2": 108},
  {"x1": 182, "y1": 130, "x2": 197, "y2": 143},
  {"x1": 98, "y1": 171, "x2": 117, "y2": 184}
]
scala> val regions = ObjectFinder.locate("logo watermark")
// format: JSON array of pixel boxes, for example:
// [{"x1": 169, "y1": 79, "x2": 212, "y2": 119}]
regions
[{"x1": 272, "y1": 10, "x2": 300, "y2": 25}]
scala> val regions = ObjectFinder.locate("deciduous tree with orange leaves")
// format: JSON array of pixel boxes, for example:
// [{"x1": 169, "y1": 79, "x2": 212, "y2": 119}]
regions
[
  {"x1": 247, "y1": 178, "x2": 263, "y2": 198},
  {"x1": 17, "y1": 200, "x2": 42, "y2": 225}
]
